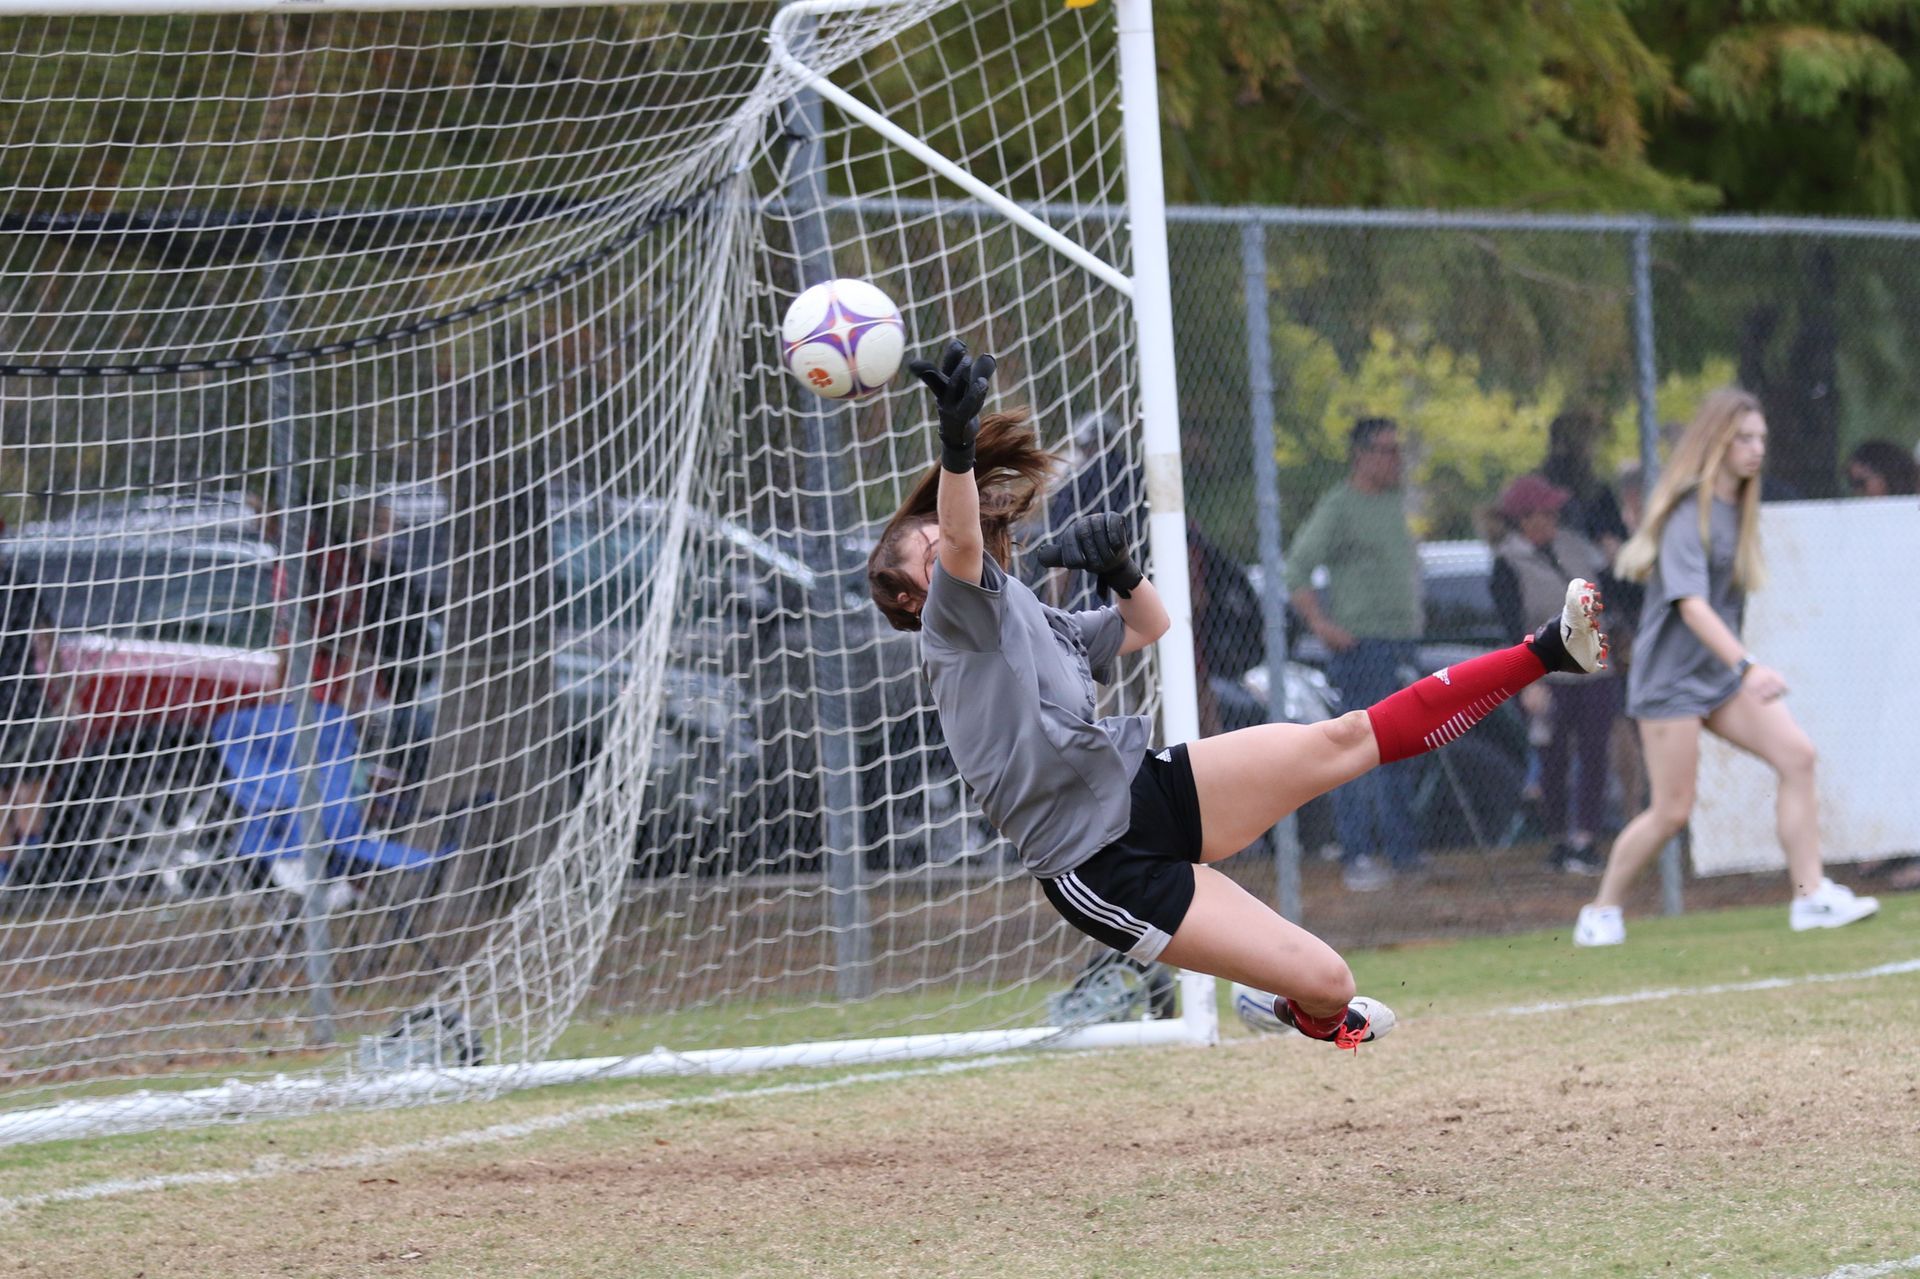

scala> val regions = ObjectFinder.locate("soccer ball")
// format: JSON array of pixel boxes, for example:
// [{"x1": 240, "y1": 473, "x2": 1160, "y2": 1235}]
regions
[
  {"x1": 780, "y1": 278, "x2": 906, "y2": 400},
  {"x1": 1230, "y1": 981, "x2": 1290, "y2": 1035}
]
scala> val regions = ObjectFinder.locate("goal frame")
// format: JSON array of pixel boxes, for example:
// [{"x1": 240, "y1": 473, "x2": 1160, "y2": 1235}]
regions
[{"x1": 0, "y1": 0, "x2": 1214, "y2": 1144}]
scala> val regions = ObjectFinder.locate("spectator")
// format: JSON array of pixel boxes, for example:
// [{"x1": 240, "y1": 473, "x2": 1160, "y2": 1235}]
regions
[
  {"x1": 1574, "y1": 388, "x2": 1878, "y2": 946},
  {"x1": 1844, "y1": 439, "x2": 1919, "y2": 497},
  {"x1": 1287, "y1": 416, "x2": 1424, "y2": 891},
  {"x1": 1490, "y1": 474, "x2": 1616, "y2": 876},
  {"x1": 1184, "y1": 517, "x2": 1267, "y2": 739},
  {"x1": 1540, "y1": 409, "x2": 1630, "y2": 556},
  {"x1": 1039, "y1": 416, "x2": 1263, "y2": 740},
  {"x1": 313, "y1": 499, "x2": 439, "y2": 807},
  {"x1": 0, "y1": 558, "x2": 60, "y2": 855}
]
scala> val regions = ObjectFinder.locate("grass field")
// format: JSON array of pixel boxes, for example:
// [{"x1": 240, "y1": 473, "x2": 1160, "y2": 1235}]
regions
[{"x1": 3, "y1": 894, "x2": 1916, "y2": 1279}]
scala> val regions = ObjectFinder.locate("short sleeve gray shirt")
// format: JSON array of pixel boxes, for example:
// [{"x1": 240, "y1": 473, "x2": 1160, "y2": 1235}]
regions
[
  {"x1": 920, "y1": 555, "x2": 1153, "y2": 878},
  {"x1": 1626, "y1": 491, "x2": 1745, "y2": 719}
]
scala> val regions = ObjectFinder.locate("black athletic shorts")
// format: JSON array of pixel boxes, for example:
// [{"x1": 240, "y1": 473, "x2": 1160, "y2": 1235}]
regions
[{"x1": 1038, "y1": 743, "x2": 1204, "y2": 964}]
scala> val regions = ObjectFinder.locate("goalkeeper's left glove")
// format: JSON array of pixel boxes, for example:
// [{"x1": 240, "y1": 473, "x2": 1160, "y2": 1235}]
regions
[
  {"x1": 906, "y1": 338, "x2": 997, "y2": 474},
  {"x1": 1034, "y1": 512, "x2": 1143, "y2": 599}
]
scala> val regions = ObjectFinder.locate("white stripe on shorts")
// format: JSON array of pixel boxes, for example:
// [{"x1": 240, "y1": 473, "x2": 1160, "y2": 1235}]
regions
[{"x1": 1058, "y1": 872, "x2": 1173, "y2": 964}]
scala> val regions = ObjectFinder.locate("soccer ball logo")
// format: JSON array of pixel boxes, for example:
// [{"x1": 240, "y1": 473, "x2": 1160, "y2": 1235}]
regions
[{"x1": 780, "y1": 278, "x2": 906, "y2": 401}]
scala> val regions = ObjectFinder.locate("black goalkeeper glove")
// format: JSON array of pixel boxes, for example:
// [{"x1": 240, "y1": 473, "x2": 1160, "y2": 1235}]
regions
[
  {"x1": 906, "y1": 338, "x2": 997, "y2": 473},
  {"x1": 1034, "y1": 512, "x2": 1144, "y2": 600}
]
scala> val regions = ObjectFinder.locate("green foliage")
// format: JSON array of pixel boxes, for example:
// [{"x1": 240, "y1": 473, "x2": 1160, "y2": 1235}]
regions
[
  {"x1": 1271, "y1": 325, "x2": 1569, "y2": 538},
  {"x1": 1629, "y1": 0, "x2": 1920, "y2": 216},
  {"x1": 1607, "y1": 356, "x2": 1740, "y2": 457},
  {"x1": 1152, "y1": 0, "x2": 1714, "y2": 212}
]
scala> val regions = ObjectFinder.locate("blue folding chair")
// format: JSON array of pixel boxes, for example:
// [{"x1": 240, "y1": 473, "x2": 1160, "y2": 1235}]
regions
[{"x1": 210, "y1": 699, "x2": 455, "y2": 985}]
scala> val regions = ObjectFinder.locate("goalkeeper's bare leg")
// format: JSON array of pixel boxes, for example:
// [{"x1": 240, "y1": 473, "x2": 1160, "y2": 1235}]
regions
[{"x1": 1160, "y1": 579, "x2": 1608, "y2": 1047}]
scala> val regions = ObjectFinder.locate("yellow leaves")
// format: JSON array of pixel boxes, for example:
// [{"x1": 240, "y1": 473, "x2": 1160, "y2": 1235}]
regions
[
  {"x1": 1275, "y1": 327, "x2": 1565, "y2": 490},
  {"x1": 1607, "y1": 357, "x2": 1738, "y2": 465},
  {"x1": 1335, "y1": 329, "x2": 1566, "y2": 489},
  {"x1": 1688, "y1": 26, "x2": 1910, "y2": 123}
]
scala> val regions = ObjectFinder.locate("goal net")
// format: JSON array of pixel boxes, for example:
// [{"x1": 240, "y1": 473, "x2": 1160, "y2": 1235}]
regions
[{"x1": 0, "y1": 0, "x2": 1206, "y2": 1144}]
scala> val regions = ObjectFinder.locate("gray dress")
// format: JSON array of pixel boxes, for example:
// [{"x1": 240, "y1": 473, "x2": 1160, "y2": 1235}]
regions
[{"x1": 1625, "y1": 490, "x2": 1745, "y2": 720}]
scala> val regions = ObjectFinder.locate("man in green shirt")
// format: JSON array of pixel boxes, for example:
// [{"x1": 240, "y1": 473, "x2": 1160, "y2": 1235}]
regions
[{"x1": 1288, "y1": 417, "x2": 1424, "y2": 890}]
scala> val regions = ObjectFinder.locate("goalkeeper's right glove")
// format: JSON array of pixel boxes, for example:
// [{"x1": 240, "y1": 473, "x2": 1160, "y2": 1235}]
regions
[
  {"x1": 1034, "y1": 512, "x2": 1144, "y2": 599},
  {"x1": 906, "y1": 338, "x2": 997, "y2": 473}
]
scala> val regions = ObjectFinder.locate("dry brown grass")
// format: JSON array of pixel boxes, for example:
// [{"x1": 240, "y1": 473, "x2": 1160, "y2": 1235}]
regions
[{"x1": 4, "y1": 959, "x2": 1917, "y2": 1279}]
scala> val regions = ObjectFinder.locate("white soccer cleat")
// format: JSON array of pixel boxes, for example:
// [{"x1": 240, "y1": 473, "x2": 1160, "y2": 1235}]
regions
[
  {"x1": 1573, "y1": 903, "x2": 1625, "y2": 947},
  {"x1": 1554, "y1": 578, "x2": 1608, "y2": 674},
  {"x1": 1789, "y1": 878, "x2": 1880, "y2": 931},
  {"x1": 1344, "y1": 995, "x2": 1395, "y2": 1046},
  {"x1": 1237, "y1": 985, "x2": 1395, "y2": 1050}
]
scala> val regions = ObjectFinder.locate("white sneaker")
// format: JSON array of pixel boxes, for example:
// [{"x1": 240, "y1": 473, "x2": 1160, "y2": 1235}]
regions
[
  {"x1": 1346, "y1": 995, "x2": 1396, "y2": 1045},
  {"x1": 1789, "y1": 878, "x2": 1880, "y2": 931},
  {"x1": 1341, "y1": 853, "x2": 1393, "y2": 892},
  {"x1": 1574, "y1": 903, "x2": 1625, "y2": 947}
]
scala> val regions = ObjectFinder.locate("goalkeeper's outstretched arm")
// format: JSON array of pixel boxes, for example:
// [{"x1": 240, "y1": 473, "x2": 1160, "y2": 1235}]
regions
[{"x1": 906, "y1": 339, "x2": 994, "y2": 586}]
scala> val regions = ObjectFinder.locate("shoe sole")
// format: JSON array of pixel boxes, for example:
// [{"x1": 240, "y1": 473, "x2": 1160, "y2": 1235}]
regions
[{"x1": 1560, "y1": 579, "x2": 1608, "y2": 674}]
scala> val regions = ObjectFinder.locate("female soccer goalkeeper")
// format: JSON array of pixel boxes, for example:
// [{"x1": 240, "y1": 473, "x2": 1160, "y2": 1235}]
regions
[{"x1": 867, "y1": 341, "x2": 1608, "y2": 1049}]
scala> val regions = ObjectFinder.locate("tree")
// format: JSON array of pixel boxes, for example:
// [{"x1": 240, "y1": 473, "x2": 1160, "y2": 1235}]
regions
[
  {"x1": 1152, "y1": 0, "x2": 1714, "y2": 212},
  {"x1": 1630, "y1": 1, "x2": 1920, "y2": 217},
  {"x1": 1624, "y1": 4, "x2": 1920, "y2": 492}
]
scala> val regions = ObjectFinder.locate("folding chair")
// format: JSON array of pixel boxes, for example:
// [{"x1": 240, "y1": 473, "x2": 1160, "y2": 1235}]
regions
[{"x1": 209, "y1": 699, "x2": 456, "y2": 988}]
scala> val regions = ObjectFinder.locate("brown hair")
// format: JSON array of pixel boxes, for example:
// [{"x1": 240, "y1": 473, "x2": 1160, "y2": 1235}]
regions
[
  {"x1": 866, "y1": 408, "x2": 1059, "y2": 632},
  {"x1": 1614, "y1": 387, "x2": 1767, "y2": 592}
]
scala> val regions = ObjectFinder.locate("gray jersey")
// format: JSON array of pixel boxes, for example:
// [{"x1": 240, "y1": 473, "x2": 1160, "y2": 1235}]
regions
[
  {"x1": 920, "y1": 555, "x2": 1153, "y2": 878},
  {"x1": 1626, "y1": 491, "x2": 1745, "y2": 719}
]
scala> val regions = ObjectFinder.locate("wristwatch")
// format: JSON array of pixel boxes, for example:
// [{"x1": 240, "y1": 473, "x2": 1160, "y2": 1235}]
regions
[{"x1": 1733, "y1": 655, "x2": 1755, "y2": 680}]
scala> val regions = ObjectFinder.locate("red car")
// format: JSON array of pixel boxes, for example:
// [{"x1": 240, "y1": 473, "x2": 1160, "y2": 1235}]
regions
[{"x1": 3, "y1": 500, "x2": 401, "y2": 894}]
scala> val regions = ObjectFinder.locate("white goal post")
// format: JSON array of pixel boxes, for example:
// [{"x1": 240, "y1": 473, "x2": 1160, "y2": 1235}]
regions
[{"x1": 0, "y1": 0, "x2": 1210, "y2": 1146}]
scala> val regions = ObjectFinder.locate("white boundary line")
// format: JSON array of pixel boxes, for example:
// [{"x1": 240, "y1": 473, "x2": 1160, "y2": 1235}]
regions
[
  {"x1": 1490, "y1": 957, "x2": 1920, "y2": 1018},
  {"x1": 1807, "y1": 1255, "x2": 1920, "y2": 1279},
  {"x1": 9, "y1": 956, "x2": 1918, "y2": 1214},
  {"x1": 0, "y1": 1053, "x2": 1039, "y2": 1214}
]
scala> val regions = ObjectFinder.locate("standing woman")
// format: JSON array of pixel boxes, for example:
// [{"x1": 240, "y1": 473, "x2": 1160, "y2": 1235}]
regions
[
  {"x1": 1574, "y1": 389, "x2": 1878, "y2": 946},
  {"x1": 868, "y1": 341, "x2": 1609, "y2": 1047}
]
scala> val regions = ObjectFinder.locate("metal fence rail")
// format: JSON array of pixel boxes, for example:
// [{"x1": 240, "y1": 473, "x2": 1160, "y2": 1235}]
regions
[{"x1": 1165, "y1": 204, "x2": 1920, "y2": 946}]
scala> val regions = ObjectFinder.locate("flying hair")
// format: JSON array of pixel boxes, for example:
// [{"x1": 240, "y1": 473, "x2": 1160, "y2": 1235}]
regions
[{"x1": 867, "y1": 409, "x2": 1060, "y2": 632}]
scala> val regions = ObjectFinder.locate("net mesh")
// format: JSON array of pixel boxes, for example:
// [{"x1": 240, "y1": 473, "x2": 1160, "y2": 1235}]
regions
[{"x1": 0, "y1": 1, "x2": 1157, "y2": 1142}]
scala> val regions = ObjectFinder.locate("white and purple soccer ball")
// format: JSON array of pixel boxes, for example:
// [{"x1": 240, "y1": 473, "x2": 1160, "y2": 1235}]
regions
[{"x1": 780, "y1": 278, "x2": 906, "y2": 401}]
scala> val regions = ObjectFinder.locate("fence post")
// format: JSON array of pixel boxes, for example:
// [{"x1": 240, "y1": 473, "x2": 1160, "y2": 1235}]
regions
[
  {"x1": 782, "y1": 31, "x2": 871, "y2": 999},
  {"x1": 260, "y1": 246, "x2": 338, "y2": 1045},
  {"x1": 1630, "y1": 222, "x2": 1685, "y2": 918},
  {"x1": 1239, "y1": 219, "x2": 1304, "y2": 922}
]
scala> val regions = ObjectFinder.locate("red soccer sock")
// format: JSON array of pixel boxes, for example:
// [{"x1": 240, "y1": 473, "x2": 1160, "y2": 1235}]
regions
[
  {"x1": 1364, "y1": 641, "x2": 1548, "y2": 764},
  {"x1": 1283, "y1": 998, "x2": 1348, "y2": 1041}
]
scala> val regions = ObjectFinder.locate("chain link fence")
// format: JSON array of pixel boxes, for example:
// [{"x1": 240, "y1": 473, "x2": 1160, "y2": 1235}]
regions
[{"x1": 1170, "y1": 208, "x2": 1920, "y2": 948}]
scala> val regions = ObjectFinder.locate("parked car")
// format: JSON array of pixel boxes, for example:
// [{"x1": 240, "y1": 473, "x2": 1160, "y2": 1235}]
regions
[
  {"x1": 1, "y1": 497, "x2": 429, "y2": 895},
  {"x1": 374, "y1": 487, "x2": 954, "y2": 876}
]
